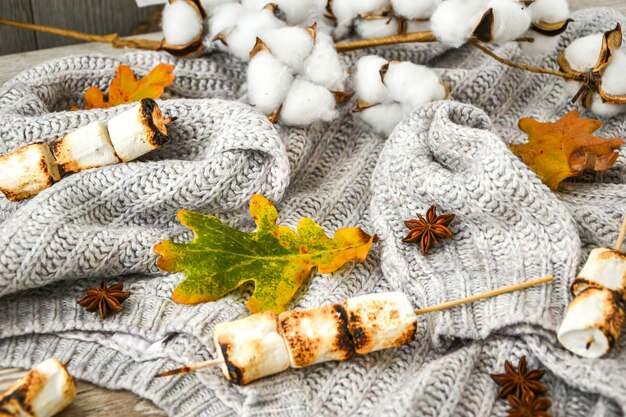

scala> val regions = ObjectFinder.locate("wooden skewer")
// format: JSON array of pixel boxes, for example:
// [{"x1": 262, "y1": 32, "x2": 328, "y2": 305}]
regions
[
  {"x1": 156, "y1": 275, "x2": 553, "y2": 377},
  {"x1": 414, "y1": 275, "x2": 553, "y2": 315},
  {"x1": 615, "y1": 214, "x2": 626, "y2": 252}
]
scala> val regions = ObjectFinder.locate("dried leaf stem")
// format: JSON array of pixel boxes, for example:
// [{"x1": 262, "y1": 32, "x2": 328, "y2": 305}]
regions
[
  {"x1": 467, "y1": 39, "x2": 579, "y2": 80},
  {"x1": 0, "y1": 18, "x2": 162, "y2": 51},
  {"x1": 414, "y1": 275, "x2": 554, "y2": 315}
]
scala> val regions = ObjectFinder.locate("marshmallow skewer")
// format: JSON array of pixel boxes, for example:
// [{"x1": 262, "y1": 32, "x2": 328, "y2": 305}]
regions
[
  {"x1": 557, "y1": 215, "x2": 626, "y2": 359},
  {"x1": 157, "y1": 276, "x2": 553, "y2": 384},
  {"x1": 0, "y1": 99, "x2": 173, "y2": 202}
]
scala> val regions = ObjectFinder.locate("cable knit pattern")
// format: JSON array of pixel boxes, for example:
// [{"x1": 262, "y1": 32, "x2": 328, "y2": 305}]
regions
[{"x1": 1, "y1": 7, "x2": 626, "y2": 417}]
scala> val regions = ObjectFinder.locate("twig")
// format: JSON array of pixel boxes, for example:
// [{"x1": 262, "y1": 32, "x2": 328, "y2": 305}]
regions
[
  {"x1": 414, "y1": 275, "x2": 554, "y2": 315},
  {"x1": 0, "y1": 18, "x2": 162, "y2": 51},
  {"x1": 156, "y1": 358, "x2": 223, "y2": 377},
  {"x1": 468, "y1": 39, "x2": 579, "y2": 80},
  {"x1": 335, "y1": 30, "x2": 437, "y2": 52},
  {"x1": 616, "y1": 214, "x2": 626, "y2": 252}
]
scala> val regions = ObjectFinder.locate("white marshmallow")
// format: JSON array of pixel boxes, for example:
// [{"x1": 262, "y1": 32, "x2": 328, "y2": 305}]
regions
[
  {"x1": 355, "y1": 55, "x2": 390, "y2": 104},
  {"x1": 162, "y1": 0, "x2": 205, "y2": 46},
  {"x1": 572, "y1": 247, "x2": 626, "y2": 296},
  {"x1": 527, "y1": 0, "x2": 569, "y2": 23},
  {"x1": 260, "y1": 26, "x2": 315, "y2": 72},
  {"x1": 303, "y1": 32, "x2": 347, "y2": 90},
  {"x1": 52, "y1": 121, "x2": 120, "y2": 173},
  {"x1": 359, "y1": 103, "x2": 406, "y2": 134},
  {"x1": 107, "y1": 99, "x2": 170, "y2": 163},
  {"x1": 214, "y1": 311, "x2": 290, "y2": 385},
  {"x1": 383, "y1": 61, "x2": 447, "y2": 108},
  {"x1": 558, "y1": 287, "x2": 626, "y2": 359},
  {"x1": 391, "y1": 0, "x2": 441, "y2": 19},
  {"x1": 247, "y1": 49, "x2": 294, "y2": 114},
  {"x1": 280, "y1": 78, "x2": 338, "y2": 125},
  {"x1": 0, "y1": 143, "x2": 61, "y2": 202},
  {"x1": 278, "y1": 304, "x2": 355, "y2": 367},
  {"x1": 0, "y1": 358, "x2": 76, "y2": 417},
  {"x1": 343, "y1": 292, "x2": 417, "y2": 354},
  {"x1": 431, "y1": 0, "x2": 488, "y2": 47}
]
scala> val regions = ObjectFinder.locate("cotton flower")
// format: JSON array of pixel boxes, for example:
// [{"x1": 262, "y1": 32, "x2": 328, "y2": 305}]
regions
[
  {"x1": 354, "y1": 55, "x2": 448, "y2": 134},
  {"x1": 247, "y1": 25, "x2": 349, "y2": 125},
  {"x1": 519, "y1": 0, "x2": 570, "y2": 55}
]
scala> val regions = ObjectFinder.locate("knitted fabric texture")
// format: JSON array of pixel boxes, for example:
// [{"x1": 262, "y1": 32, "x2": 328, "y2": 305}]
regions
[{"x1": 1, "y1": 7, "x2": 626, "y2": 417}]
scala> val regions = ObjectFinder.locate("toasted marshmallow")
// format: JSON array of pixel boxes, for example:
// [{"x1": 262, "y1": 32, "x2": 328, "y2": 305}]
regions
[
  {"x1": 343, "y1": 292, "x2": 417, "y2": 355},
  {"x1": 278, "y1": 304, "x2": 355, "y2": 368},
  {"x1": 107, "y1": 99, "x2": 170, "y2": 162},
  {"x1": 214, "y1": 311, "x2": 290, "y2": 385},
  {"x1": 0, "y1": 143, "x2": 61, "y2": 202},
  {"x1": 558, "y1": 287, "x2": 626, "y2": 359},
  {"x1": 571, "y1": 247, "x2": 626, "y2": 296},
  {"x1": 0, "y1": 358, "x2": 76, "y2": 417},
  {"x1": 52, "y1": 121, "x2": 120, "y2": 173}
]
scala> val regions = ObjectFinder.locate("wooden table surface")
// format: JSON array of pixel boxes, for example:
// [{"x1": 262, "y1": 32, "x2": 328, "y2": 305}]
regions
[{"x1": 0, "y1": 1, "x2": 624, "y2": 415}]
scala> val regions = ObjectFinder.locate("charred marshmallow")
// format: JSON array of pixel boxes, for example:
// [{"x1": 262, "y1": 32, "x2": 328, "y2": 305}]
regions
[
  {"x1": 343, "y1": 292, "x2": 417, "y2": 355},
  {"x1": 213, "y1": 311, "x2": 290, "y2": 385},
  {"x1": 278, "y1": 304, "x2": 355, "y2": 368},
  {"x1": 571, "y1": 247, "x2": 626, "y2": 296},
  {"x1": 0, "y1": 358, "x2": 76, "y2": 417},
  {"x1": 557, "y1": 287, "x2": 626, "y2": 359},
  {"x1": 0, "y1": 143, "x2": 61, "y2": 202},
  {"x1": 107, "y1": 98, "x2": 170, "y2": 162},
  {"x1": 52, "y1": 121, "x2": 120, "y2": 173}
]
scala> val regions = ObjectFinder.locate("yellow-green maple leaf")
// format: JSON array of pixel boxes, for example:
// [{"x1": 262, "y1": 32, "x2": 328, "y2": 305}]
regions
[{"x1": 153, "y1": 194, "x2": 377, "y2": 313}]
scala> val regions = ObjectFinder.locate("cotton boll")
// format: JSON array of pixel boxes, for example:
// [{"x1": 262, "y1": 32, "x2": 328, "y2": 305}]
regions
[
  {"x1": 351, "y1": 0, "x2": 390, "y2": 15},
  {"x1": 600, "y1": 50, "x2": 626, "y2": 95},
  {"x1": 356, "y1": 18, "x2": 401, "y2": 39},
  {"x1": 303, "y1": 32, "x2": 347, "y2": 90},
  {"x1": 260, "y1": 27, "x2": 314, "y2": 72},
  {"x1": 355, "y1": 55, "x2": 390, "y2": 104},
  {"x1": 201, "y1": 0, "x2": 235, "y2": 9},
  {"x1": 162, "y1": 1, "x2": 204, "y2": 46},
  {"x1": 247, "y1": 50, "x2": 294, "y2": 114},
  {"x1": 489, "y1": 0, "x2": 532, "y2": 44},
  {"x1": 519, "y1": 33, "x2": 560, "y2": 55},
  {"x1": 590, "y1": 94, "x2": 626, "y2": 117},
  {"x1": 330, "y1": 0, "x2": 357, "y2": 36},
  {"x1": 527, "y1": 0, "x2": 569, "y2": 23},
  {"x1": 280, "y1": 79, "x2": 338, "y2": 125},
  {"x1": 563, "y1": 33, "x2": 603, "y2": 72},
  {"x1": 383, "y1": 62, "x2": 446, "y2": 108},
  {"x1": 431, "y1": 0, "x2": 488, "y2": 47},
  {"x1": 406, "y1": 20, "x2": 432, "y2": 33},
  {"x1": 271, "y1": 0, "x2": 327, "y2": 25},
  {"x1": 391, "y1": 0, "x2": 442, "y2": 19},
  {"x1": 359, "y1": 103, "x2": 405, "y2": 134},
  {"x1": 227, "y1": 8, "x2": 286, "y2": 60},
  {"x1": 241, "y1": 0, "x2": 269, "y2": 12},
  {"x1": 208, "y1": 3, "x2": 244, "y2": 40}
]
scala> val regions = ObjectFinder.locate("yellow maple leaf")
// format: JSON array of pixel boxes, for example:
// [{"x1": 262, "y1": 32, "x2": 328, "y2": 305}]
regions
[
  {"x1": 76, "y1": 63, "x2": 175, "y2": 110},
  {"x1": 510, "y1": 110, "x2": 624, "y2": 191}
]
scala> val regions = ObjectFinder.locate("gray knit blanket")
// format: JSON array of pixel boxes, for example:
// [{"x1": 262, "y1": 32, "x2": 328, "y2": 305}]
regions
[{"x1": 1, "y1": 7, "x2": 625, "y2": 417}]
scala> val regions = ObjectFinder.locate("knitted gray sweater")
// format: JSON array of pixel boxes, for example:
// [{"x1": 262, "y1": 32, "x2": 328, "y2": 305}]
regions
[{"x1": 1, "y1": 7, "x2": 625, "y2": 417}]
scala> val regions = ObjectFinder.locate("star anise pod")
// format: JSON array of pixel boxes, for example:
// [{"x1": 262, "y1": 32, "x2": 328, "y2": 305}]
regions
[
  {"x1": 491, "y1": 356, "x2": 548, "y2": 400},
  {"x1": 508, "y1": 392, "x2": 552, "y2": 417},
  {"x1": 402, "y1": 205, "x2": 455, "y2": 255},
  {"x1": 77, "y1": 281, "x2": 130, "y2": 319}
]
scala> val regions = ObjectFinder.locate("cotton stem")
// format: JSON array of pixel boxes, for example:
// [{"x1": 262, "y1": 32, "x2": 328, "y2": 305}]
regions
[{"x1": 334, "y1": 30, "x2": 437, "y2": 52}]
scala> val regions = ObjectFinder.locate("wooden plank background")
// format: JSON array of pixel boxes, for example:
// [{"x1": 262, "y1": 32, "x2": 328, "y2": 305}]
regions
[
  {"x1": 0, "y1": 0, "x2": 158, "y2": 55},
  {"x1": 0, "y1": 0, "x2": 624, "y2": 416}
]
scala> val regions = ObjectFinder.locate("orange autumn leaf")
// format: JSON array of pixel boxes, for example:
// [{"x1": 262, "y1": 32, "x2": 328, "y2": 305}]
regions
[
  {"x1": 77, "y1": 63, "x2": 175, "y2": 110},
  {"x1": 510, "y1": 110, "x2": 624, "y2": 191}
]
